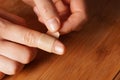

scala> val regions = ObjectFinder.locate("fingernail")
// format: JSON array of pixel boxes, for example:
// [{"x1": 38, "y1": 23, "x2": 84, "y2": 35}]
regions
[
  {"x1": 53, "y1": 40, "x2": 65, "y2": 55},
  {"x1": 46, "y1": 18, "x2": 60, "y2": 32},
  {"x1": 47, "y1": 31, "x2": 60, "y2": 38}
]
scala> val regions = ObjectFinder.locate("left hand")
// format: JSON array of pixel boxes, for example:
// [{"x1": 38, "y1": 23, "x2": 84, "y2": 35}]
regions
[{"x1": 0, "y1": 9, "x2": 65, "y2": 79}]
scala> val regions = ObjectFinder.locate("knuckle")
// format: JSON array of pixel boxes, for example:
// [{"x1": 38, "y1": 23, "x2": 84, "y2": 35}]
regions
[
  {"x1": 82, "y1": 14, "x2": 88, "y2": 22},
  {"x1": 76, "y1": 10, "x2": 87, "y2": 21},
  {"x1": 76, "y1": 12, "x2": 88, "y2": 26},
  {"x1": 23, "y1": 31, "x2": 35, "y2": 46},
  {"x1": 79, "y1": 11, "x2": 88, "y2": 22},
  {"x1": 21, "y1": 48, "x2": 37, "y2": 64},
  {"x1": 22, "y1": 51, "x2": 33, "y2": 64},
  {"x1": 42, "y1": 6, "x2": 50, "y2": 15},
  {"x1": 8, "y1": 62, "x2": 22, "y2": 75}
]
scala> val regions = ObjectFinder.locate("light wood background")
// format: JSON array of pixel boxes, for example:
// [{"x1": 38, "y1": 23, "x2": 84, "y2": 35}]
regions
[{"x1": 0, "y1": 0, "x2": 120, "y2": 80}]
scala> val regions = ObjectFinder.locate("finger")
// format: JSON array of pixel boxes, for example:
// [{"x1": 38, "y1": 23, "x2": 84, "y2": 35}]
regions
[
  {"x1": 63, "y1": 0, "x2": 70, "y2": 4},
  {"x1": 33, "y1": 6, "x2": 44, "y2": 23},
  {"x1": 0, "y1": 72, "x2": 5, "y2": 79},
  {"x1": 60, "y1": 0, "x2": 87, "y2": 34},
  {"x1": 0, "y1": 40, "x2": 37, "y2": 64},
  {"x1": 0, "y1": 9, "x2": 26, "y2": 26},
  {"x1": 22, "y1": 0, "x2": 35, "y2": 7},
  {"x1": 52, "y1": 0, "x2": 68, "y2": 16},
  {"x1": 0, "y1": 18, "x2": 65, "y2": 55},
  {"x1": 22, "y1": 1, "x2": 44, "y2": 23},
  {"x1": 0, "y1": 55, "x2": 24, "y2": 75},
  {"x1": 33, "y1": 0, "x2": 60, "y2": 32}
]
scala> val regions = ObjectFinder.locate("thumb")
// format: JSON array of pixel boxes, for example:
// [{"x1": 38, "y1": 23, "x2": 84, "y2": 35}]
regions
[{"x1": 33, "y1": 0, "x2": 60, "y2": 32}]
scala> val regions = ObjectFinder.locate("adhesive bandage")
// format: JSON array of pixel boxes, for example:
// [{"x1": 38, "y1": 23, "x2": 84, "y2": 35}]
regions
[{"x1": 38, "y1": 33, "x2": 56, "y2": 53}]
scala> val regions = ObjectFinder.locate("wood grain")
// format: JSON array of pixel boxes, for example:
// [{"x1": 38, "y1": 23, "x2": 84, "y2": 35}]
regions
[{"x1": 0, "y1": 0, "x2": 120, "y2": 80}]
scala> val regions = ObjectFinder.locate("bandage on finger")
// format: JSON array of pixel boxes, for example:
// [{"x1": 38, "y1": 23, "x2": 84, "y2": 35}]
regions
[
  {"x1": 0, "y1": 18, "x2": 64, "y2": 55},
  {"x1": 37, "y1": 33, "x2": 56, "y2": 52}
]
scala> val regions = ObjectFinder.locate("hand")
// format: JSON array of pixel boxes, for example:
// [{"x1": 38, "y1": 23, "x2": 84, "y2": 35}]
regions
[
  {"x1": 0, "y1": 10, "x2": 65, "y2": 79},
  {"x1": 23, "y1": 0, "x2": 87, "y2": 34}
]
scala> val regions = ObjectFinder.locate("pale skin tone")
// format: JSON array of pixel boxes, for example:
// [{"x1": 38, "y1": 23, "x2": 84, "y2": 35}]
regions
[{"x1": 0, "y1": 0, "x2": 87, "y2": 79}]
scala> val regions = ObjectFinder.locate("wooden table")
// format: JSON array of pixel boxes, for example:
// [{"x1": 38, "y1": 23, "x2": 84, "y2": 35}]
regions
[{"x1": 0, "y1": 0, "x2": 120, "y2": 80}]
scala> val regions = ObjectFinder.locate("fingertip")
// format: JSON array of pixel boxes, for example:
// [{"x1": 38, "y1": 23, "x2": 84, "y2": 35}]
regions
[
  {"x1": 46, "y1": 17, "x2": 60, "y2": 32},
  {"x1": 52, "y1": 40, "x2": 65, "y2": 55}
]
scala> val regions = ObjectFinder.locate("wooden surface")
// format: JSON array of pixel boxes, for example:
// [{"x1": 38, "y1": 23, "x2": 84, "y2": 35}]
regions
[{"x1": 0, "y1": 0, "x2": 120, "y2": 80}]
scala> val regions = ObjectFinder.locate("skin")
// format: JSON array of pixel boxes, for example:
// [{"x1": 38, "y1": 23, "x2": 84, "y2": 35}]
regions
[
  {"x1": 0, "y1": 10, "x2": 65, "y2": 78},
  {"x1": 0, "y1": 0, "x2": 87, "y2": 79},
  {"x1": 23, "y1": 0, "x2": 87, "y2": 34}
]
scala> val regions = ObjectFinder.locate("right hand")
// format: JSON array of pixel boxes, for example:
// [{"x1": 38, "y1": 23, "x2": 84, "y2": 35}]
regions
[
  {"x1": 0, "y1": 10, "x2": 65, "y2": 79},
  {"x1": 23, "y1": 0, "x2": 87, "y2": 34}
]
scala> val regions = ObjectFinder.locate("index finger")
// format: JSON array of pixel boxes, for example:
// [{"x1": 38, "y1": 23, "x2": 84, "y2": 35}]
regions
[
  {"x1": 60, "y1": 0, "x2": 87, "y2": 34},
  {"x1": 0, "y1": 18, "x2": 65, "y2": 55}
]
